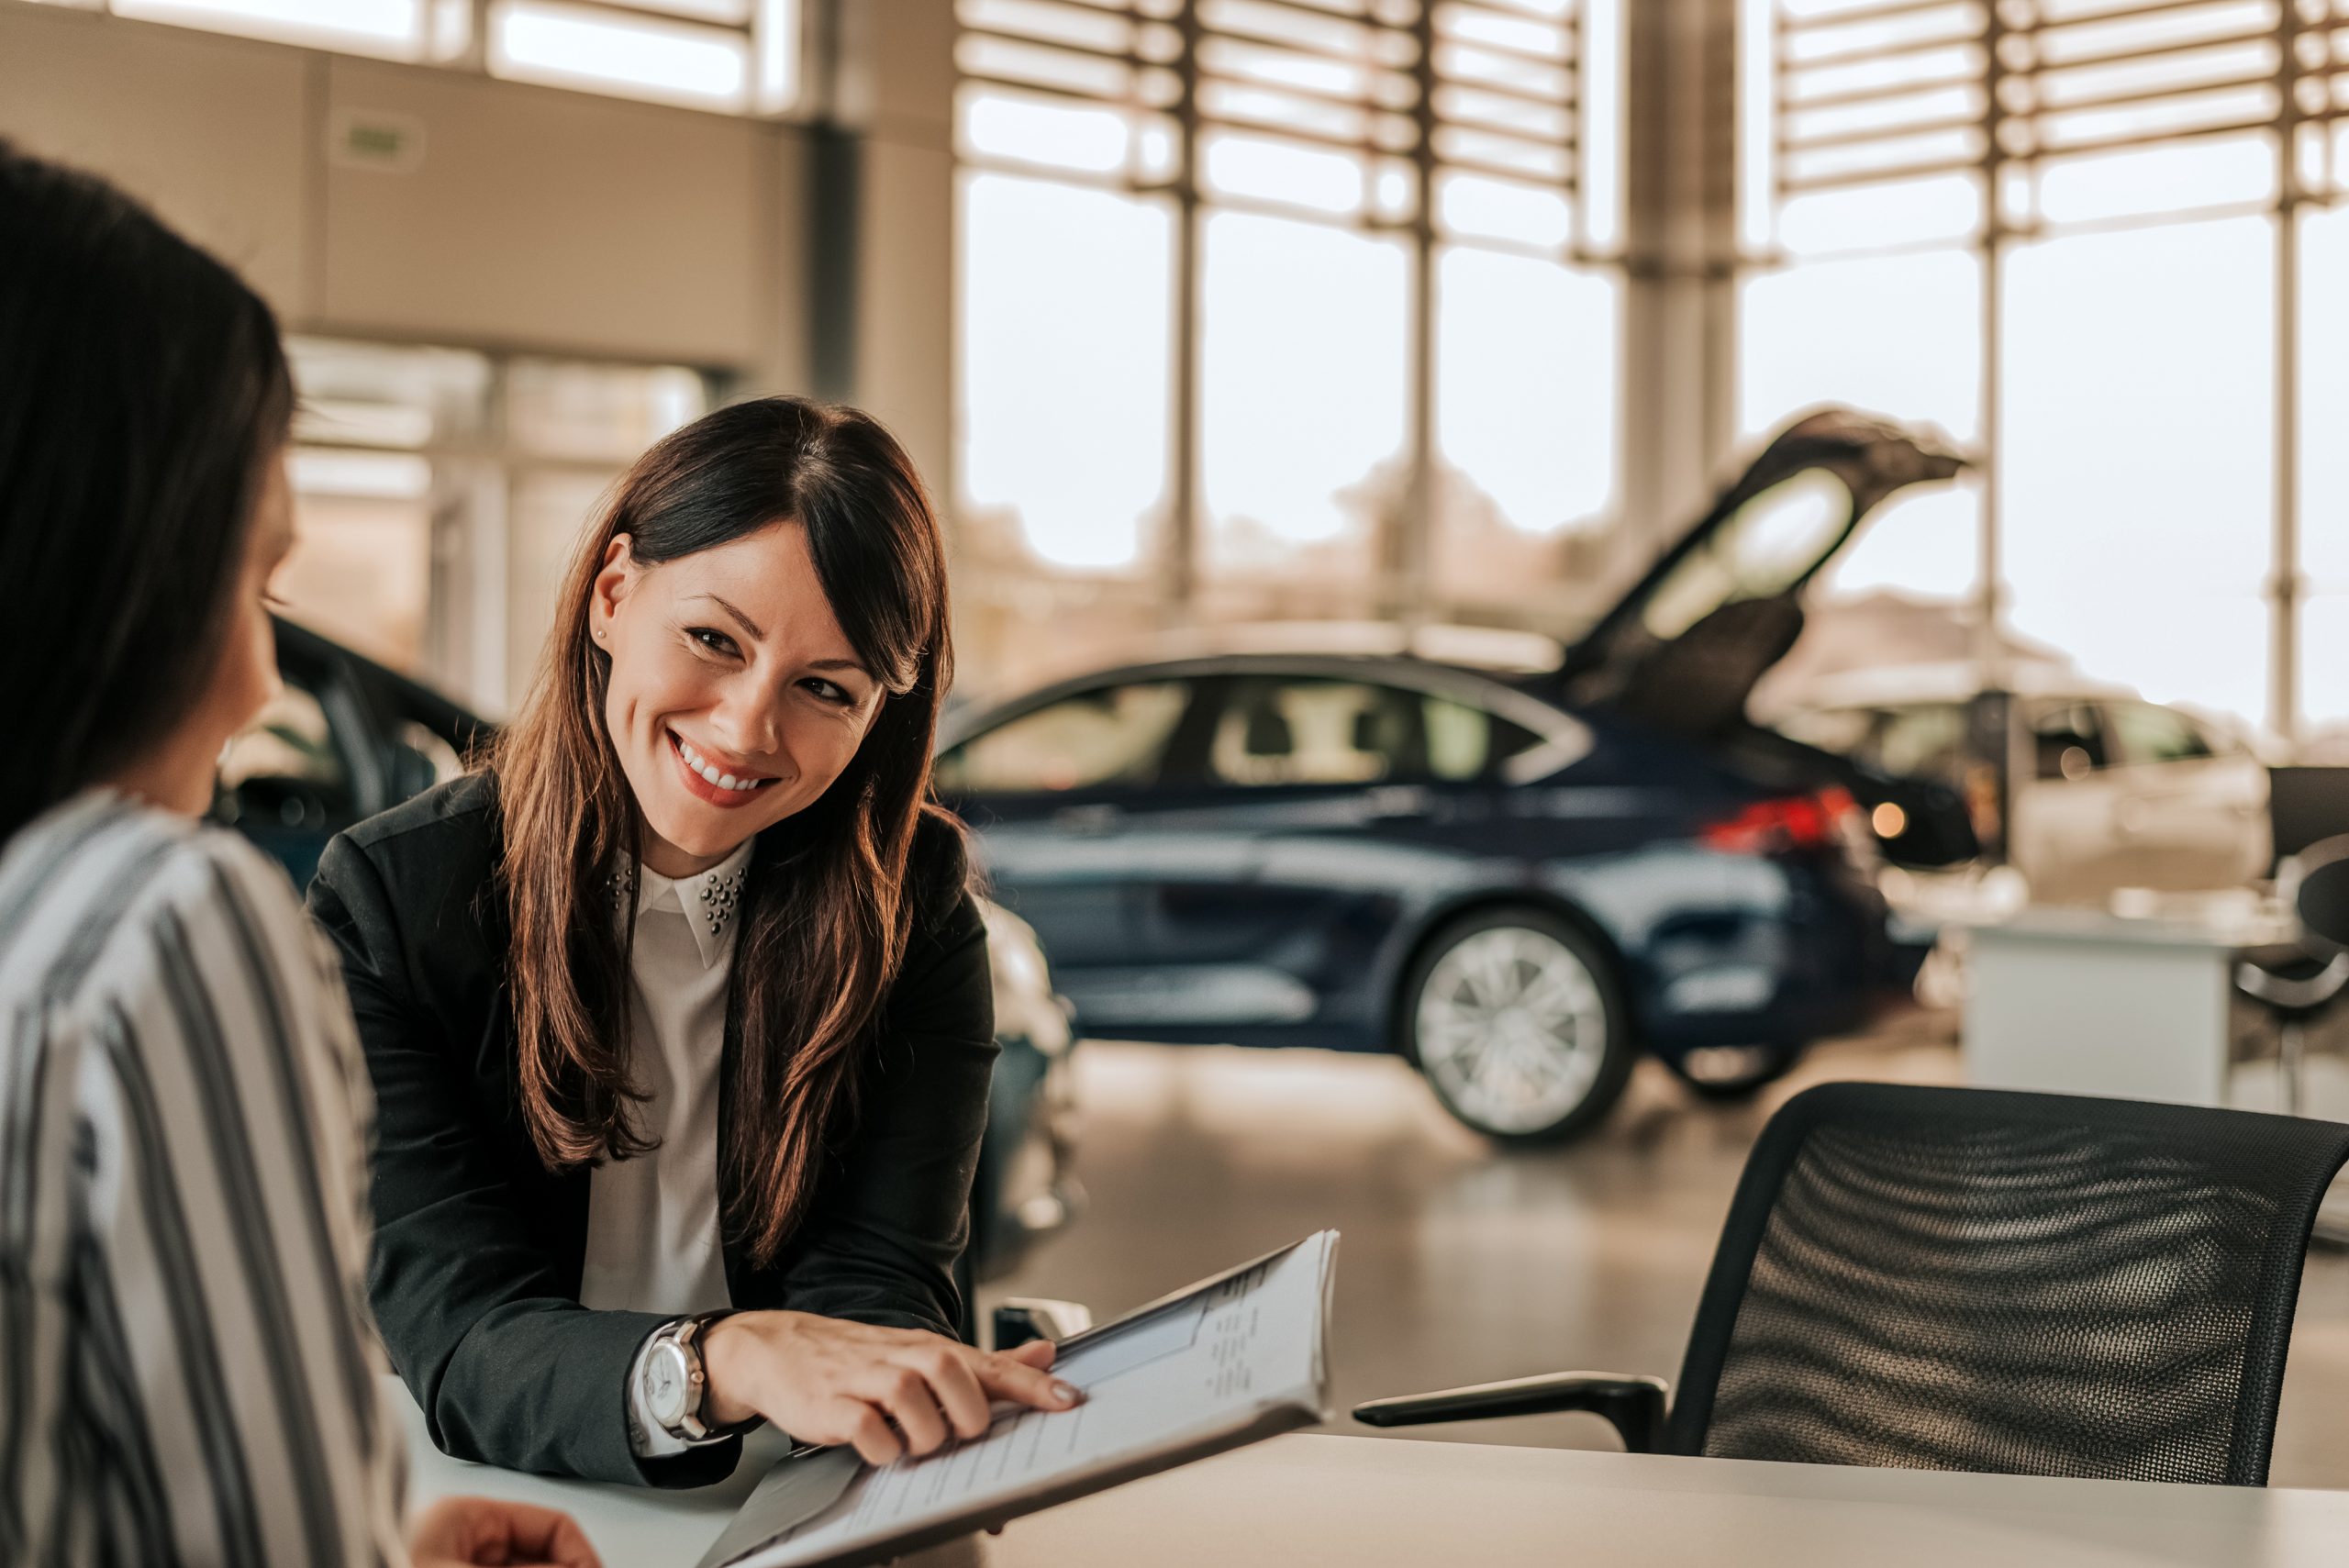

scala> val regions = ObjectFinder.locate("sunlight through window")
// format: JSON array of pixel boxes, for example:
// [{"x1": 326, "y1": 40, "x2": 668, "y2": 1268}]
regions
[
  {"x1": 955, "y1": 0, "x2": 1621, "y2": 622},
  {"x1": 2001, "y1": 217, "x2": 2275, "y2": 720},
  {"x1": 1200, "y1": 213, "x2": 1408, "y2": 578},
  {"x1": 490, "y1": 0, "x2": 751, "y2": 111},
  {"x1": 111, "y1": 0, "x2": 455, "y2": 59},
  {"x1": 959, "y1": 175, "x2": 1173, "y2": 573},
  {"x1": 1742, "y1": 0, "x2": 2347, "y2": 733},
  {"x1": 1433, "y1": 248, "x2": 1617, "y2": 606},
  {"x1": 88, "y1": 0, "x2": 795, "y2": 109},
  {"x1": 2300, "y1": 204, "x2": 2349, "y2": 737}
]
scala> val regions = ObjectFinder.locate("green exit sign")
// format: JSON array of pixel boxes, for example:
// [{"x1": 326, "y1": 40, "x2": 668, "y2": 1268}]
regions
[{"x1": 328, "y1": 109, "x2": 426, "y2": 174}]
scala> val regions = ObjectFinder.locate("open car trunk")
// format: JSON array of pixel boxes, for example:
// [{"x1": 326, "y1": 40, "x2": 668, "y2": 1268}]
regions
[{"x1": 1535, "y1": 407, "x2": 1981, "y2": 868}]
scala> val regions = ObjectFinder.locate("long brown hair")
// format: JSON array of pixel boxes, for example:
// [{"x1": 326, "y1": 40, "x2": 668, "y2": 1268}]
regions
[
  {"x1": 492, "y1": 396, "x2": 958, "y2": 1265},
  {"x1": 0, "y1": 143, "x2": 294, "y2": 842}
]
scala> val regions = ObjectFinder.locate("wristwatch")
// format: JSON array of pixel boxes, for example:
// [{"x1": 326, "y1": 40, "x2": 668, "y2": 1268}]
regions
[{"x1": 640, "y1": 1310, "x2": 749, "y2": 1444}]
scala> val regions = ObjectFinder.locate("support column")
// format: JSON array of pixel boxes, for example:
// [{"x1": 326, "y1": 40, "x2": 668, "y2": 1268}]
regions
[
  {"x1": 1163, "y1": 0, "x2": 1203, "y2": 609},
  {"x1": 831, "y1": 0, "x2": 958, "y2": 498},
  {"x1": 1617, "y1": 0, "x2": 1739, "y2": 570}
]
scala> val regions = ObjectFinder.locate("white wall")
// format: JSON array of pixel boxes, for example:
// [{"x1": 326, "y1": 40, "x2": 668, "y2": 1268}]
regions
[{"x1": 0, "y1": 6, "x2": 311, "y2": 308}]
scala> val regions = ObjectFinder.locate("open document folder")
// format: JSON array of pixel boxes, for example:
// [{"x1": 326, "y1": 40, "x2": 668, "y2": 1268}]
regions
[{"x1": 696, "y1": 1230, "x2": 1340, "y2": 1568}]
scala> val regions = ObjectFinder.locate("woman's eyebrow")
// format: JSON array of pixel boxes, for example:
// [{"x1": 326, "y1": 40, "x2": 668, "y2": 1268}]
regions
[
  {"x1": 807, "y1": 658, "x2": 874, "y2": 677},
  {"x1": 691, "y1": 593, "x2": 764, "y2": 639}
]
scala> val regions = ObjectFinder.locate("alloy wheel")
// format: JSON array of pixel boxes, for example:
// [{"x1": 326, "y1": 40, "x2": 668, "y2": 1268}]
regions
[{"x1": 1415, "y1": 923, "x2": 1611, "y2": 1136}]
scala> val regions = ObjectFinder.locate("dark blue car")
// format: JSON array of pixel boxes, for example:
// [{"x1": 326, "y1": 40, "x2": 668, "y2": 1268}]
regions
[{"x1": 934, "y1": 410, "x2": 1976, "y2": 1142}]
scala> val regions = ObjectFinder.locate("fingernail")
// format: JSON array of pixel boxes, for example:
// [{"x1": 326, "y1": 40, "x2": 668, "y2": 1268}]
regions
[{"x1": 1052, "y1": 1381, "x2": 1080, "y2": 1404}]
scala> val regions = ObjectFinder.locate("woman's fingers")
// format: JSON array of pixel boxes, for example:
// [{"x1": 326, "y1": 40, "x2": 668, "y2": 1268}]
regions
[
  {"x1": 1002, "y1": 1338, "x2": 1057, "y2": 1372},
  {"x1": 974, "y1": 1349, "x2": 1082, "y2": 1413},
  {"x1": 407, "y1": 1498, "x2": 603, "y2": 1568},
  {"x1": 498, "y1": 1503, "x2": 603, "y2": 1568},
  {"x1": 917, "y1": 1345, "x2": 994, "y2": 1440},
  {"x1": 841, "y1": 1402, "x2": 906, "y2": 1466},
  {"x1": 870, "y1": 1364, "x2": 952, "y2": 1456}
]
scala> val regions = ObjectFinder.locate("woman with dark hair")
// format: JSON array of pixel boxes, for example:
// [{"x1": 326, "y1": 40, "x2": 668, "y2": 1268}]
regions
[
  {"x1": 308, "y1": 397, "x2": 1078, "y2": 1486},
  {"x1": 0, "y1": 144, "x2": 594, "y2": 1568}
]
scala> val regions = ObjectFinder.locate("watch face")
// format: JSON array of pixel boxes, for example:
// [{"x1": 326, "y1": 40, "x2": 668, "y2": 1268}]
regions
[{"x1": 646, "y1": 1341, "x2": 691, "y2": 1428}]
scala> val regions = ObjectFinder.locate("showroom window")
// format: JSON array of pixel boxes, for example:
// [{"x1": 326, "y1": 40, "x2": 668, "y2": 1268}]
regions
[
  {"x1": 280, "y1": 336, "x2": 711, "y2": 716},
  {"x1": 39, "y1": 0, "x2": 801, "y2": 115},
  {"x1": 1738, "y1": 0, "x2": 2349, "y2": 744},
  {"x1": 954, "y1": 0, "x2": 1625, "y2": 661}
]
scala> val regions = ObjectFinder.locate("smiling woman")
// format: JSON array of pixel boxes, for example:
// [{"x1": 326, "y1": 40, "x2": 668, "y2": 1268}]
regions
[{"x1": 306, "y1": 397, "x2": 1079, "y2": 1488}]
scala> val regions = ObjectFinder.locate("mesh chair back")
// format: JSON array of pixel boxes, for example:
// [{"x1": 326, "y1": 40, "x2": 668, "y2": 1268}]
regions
[{"x1": 1665, "y1": 1084, "x2": 2349, "y2": 1485}]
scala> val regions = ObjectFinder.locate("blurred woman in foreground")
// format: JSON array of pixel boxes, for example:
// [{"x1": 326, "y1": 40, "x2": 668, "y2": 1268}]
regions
[{"x1": 0, "y1": 143, "x2": 596, "y2": 1568}]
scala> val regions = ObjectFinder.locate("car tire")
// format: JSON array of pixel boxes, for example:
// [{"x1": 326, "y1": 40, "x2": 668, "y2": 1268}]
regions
[
  {"x1": 1400, "y1": 906, "x2": 1635, "y2": 1144},
  {"x1": 1666, "y1": 1044, "x2": 1803, "y2": 1103}
]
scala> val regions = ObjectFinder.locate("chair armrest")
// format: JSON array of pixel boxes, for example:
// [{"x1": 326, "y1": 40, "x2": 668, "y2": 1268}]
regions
[
  {"x1": 991, "y1": 1296, "x2": 1095, "y2": 1351},
  {"x1": 2236, "y1": 952, "x2": 2349, "y2": 1011},
  {"x1": 1352, "y1": 1372, "x2": 1669, "y2": 1452}
]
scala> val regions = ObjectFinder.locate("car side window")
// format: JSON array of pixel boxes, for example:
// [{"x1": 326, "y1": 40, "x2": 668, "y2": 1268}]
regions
[
  {"x1": 2105, "y1": 700, "x2": 2215, "y2": 766},
  {"x1": 1210, "y1": 679, "x2": 1415, "y2": 786},
  {"x1": 216, "y1": 676, "x2": 355, "y2": 830},
  {"x1": 935, "y1": 681, "x2": 1192, "y2": 795},
  {"x1": 2030, "y1": 702, "x2": 2110, "y2": 782},
  {"x1": 1205, "y1": 678, "x2": 1528, "y2": 787}
]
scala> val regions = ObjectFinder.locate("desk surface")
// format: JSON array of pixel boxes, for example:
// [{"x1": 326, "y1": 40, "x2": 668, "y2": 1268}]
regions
[{"x1": 395, "y1": 1383, "x2": 2349, "y2": 1567}]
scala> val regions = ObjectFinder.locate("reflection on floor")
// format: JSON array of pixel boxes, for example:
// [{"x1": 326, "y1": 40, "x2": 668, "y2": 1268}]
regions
[{"x1": 984, "y1": 1015, "x2": 2349, "y2": 1489}]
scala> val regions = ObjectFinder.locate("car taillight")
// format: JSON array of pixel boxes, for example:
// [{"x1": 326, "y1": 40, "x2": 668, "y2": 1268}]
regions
[{"x1": 1701, "y1": 787, "x2": 1859, "y2": 854}]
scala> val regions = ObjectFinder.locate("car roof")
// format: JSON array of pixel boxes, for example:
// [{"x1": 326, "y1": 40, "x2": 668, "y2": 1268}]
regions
[
  {"x1": 1078, "y1": 620, "x2": 1568, "y2": 674},
  {"x1": 940, "y1": 647, "x2": 1595, "y2": 784}
]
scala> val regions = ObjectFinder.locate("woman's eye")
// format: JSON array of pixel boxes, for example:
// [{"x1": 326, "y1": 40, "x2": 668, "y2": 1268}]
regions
[
  {"x1": 687, "y1": 627, "x2": 739, "y2": 657},
  {"x1": 806, "y1": 679, "x2": 853, "y2": 706}
]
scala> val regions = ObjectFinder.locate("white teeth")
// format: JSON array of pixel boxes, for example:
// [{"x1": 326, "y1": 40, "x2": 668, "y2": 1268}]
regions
[{"x1": 674, "y1": 734, "x2": 764, "y2": 793}]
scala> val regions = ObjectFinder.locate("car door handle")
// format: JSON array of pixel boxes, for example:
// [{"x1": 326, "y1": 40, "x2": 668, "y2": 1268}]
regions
[{"x1": 1053, "y1": 803, "x2": 1125, "y2": 836}]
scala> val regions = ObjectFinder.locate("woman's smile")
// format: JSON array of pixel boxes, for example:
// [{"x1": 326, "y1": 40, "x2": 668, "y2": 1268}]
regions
[{"x1": 667, "y1": 728, "x2": 779, "y2": 807}]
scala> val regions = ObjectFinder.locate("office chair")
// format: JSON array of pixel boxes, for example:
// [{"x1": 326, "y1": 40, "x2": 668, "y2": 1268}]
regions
[
  {"x1": 2237, "y1": 834, "x2": 2349, "y2": 1116},
  {"x1": 1355, "y1": 1083, "x2": 2349, "y2": 1485}
]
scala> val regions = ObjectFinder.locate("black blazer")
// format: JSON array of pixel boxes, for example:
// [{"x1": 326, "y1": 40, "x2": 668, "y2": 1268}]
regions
[{"x1": 307, "y1": 773, "x2": 996, "y2": 1487}]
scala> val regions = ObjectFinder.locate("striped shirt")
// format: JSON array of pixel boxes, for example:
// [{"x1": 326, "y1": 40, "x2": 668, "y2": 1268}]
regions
[{"x1": 0, "y1": 791, "x2": 407, "y2": 1568}]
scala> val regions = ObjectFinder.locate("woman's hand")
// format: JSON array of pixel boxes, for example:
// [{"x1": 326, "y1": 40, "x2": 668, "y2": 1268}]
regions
[
  {"x1": 701, "y1": 1312, "x2": 1080, "y2": 1465},
  {"x1": 409, "y1": 1497, "x2": 601, "y2": 1568}
]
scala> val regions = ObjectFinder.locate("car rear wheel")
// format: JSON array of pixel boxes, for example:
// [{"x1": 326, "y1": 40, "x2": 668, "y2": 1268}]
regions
[{"x1": 1402, "y1": 907, "x2": 1634, "y2": 1143}]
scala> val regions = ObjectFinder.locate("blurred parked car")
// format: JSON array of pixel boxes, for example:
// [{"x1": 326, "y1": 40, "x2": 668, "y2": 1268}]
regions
[
  {"x1": 936, "y1": 409, "x2": 1977, "y2": 1143},
  {"x1": 216, "y1": 617, "x2": 1078, "y2": 1280},
  {"x1": 1776, "y1": 662, "x2": 2271, "y2": 906}
]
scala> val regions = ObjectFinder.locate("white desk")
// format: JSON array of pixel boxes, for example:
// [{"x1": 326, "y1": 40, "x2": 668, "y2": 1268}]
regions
[
  {"x1": 1963, "y1": 903, "x2": 2308, "y2": 1107},
  {"x1": 397, "y1": 1383, "x2": 2349, "y2": 1567}
]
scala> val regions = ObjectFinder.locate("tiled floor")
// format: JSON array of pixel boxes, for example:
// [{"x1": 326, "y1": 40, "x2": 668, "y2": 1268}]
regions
[{"x1": 984, "y1": 1013, "x2": 2349, "y2": 1489}]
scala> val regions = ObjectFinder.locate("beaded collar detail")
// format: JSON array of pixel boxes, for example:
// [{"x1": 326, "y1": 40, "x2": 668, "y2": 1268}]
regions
[{"x1": 605, "y1": 840, "x2": 755, "y2": 962}]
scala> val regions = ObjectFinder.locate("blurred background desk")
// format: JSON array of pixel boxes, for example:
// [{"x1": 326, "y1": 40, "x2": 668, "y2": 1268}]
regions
[
  {"x1": 1962, "y1": 904, "x2": 2293, "y2": 1108},
  {"x1": 396, "y1": 1383, "x2": 2349, "y2": 1568}
]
